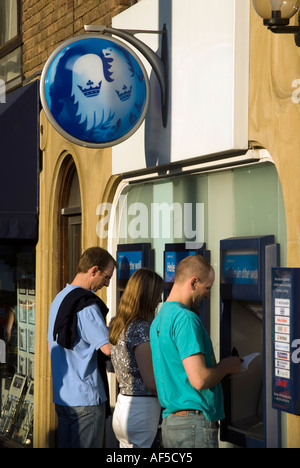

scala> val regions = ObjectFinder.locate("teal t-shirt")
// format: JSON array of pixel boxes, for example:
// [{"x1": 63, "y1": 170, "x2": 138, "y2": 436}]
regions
[{"x1": 150, "y1": 301, "x2": 225, "y2": 421}]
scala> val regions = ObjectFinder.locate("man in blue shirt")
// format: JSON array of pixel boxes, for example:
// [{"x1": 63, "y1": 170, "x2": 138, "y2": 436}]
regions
[
  {"x1": 150, "y1": 254, "x2": 241, "y2": 448},
  {"x1": 48, "y1": 247, "x2": 117, "y2": 448}
]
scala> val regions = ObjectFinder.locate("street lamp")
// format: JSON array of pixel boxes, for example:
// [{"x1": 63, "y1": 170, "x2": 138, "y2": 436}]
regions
[
  {"x1": 253, "y1": 0, "x2": 299, "y2": 25},
  {"x1": 253, "y1": 0, "x2": 300, "y2": 43}
]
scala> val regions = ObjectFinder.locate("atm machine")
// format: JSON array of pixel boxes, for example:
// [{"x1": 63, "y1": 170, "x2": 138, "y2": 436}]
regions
[
  {"x1": 164, "y1": 243, "x2": 211, "y2": 333},
  {"x1": 116, "y1": 243, "x2": 155, "y2": 301},
  {"x1": 220, "y1": 236, "x2": 281, "y2": 448}
]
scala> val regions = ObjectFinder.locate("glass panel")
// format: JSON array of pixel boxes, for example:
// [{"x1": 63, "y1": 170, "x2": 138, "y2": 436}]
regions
[
  {"x1": 0, "y1": 244, "x2": 35, "y2": 447},
  {"x1": 67, "y1": 171, "x2": 81, "y2": 209},
  {"x1": 233, "y1": 163, "x2": 287, "y2": 265},
  {"x1": 118, "y1": 183, "x2": 153, "y2": 244},
  {"x1": 118, "y1": 176, "x2": 208, "y2": 246},
  {"x1": 0, "y1": 0, "x2": 18, "y2": 46},
  {"x1": 0, "y1": 46, "x2": 22, "y2": 89},
  {"x1": 68, "y1": 216, "x2": 81, "y2": 283},
  {"x1": 116, "y1": 175, "x2": 209, "y2": 276},
  {"x1": 60, "y1": 164, "x2": 82, "y2": 285}
]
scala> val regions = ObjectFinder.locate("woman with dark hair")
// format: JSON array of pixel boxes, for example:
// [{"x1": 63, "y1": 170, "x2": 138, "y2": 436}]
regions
[{"x1": 109, "y1": 268, "x2": 163, "y2": 448}]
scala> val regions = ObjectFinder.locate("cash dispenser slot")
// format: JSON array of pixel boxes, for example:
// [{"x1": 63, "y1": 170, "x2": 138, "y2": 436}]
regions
[{"x1": 225, "y1": 300, "x2": 264, "y2": 442}]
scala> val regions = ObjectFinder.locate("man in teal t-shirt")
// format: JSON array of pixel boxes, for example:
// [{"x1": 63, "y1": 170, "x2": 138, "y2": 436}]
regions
[{"x1": 150, "y1": 255, "x2": 241, "y2": 448}]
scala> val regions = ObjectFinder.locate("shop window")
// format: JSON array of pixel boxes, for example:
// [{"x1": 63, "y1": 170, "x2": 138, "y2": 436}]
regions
[
  {"x1": 0, "y1": 243, "x2": 35, "y2": 447},
  {"x1": 0, "y1": 0, "x2": 22, "y2": 91},
  {"x1": 58, "y1": 159, "x2": 82, "y2": 290}
]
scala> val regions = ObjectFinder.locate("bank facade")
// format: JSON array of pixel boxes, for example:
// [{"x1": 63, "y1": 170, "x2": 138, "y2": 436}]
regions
[{"x1": 1, "y1": 0, "x2": 300, "y2": 448}]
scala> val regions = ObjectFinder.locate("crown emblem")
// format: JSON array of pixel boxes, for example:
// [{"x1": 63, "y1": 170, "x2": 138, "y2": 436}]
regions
[
  {"x1": 78, "y1": 80, "x2": 102, "y2": 97},
  {"x1": 116, "y1": 84, "x2": 132, "y2": 102}
]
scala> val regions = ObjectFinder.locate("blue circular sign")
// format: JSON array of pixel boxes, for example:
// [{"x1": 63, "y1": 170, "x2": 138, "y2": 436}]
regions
[{"x1": 40, "y1": 35, "x2": 150, "y2": 148}]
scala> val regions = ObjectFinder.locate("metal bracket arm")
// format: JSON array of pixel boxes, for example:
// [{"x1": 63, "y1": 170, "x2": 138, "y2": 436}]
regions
[
  {"x1": 84, "y1": 24, "x2": 168, "y2": 127},
  {"x1": 266, "y1": 11, "x2": 300, "y2": 46}
]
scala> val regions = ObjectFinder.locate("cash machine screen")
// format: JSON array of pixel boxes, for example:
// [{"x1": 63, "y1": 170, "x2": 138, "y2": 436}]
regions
[
  {"x1": 117, "y1": 243, "x2": 154, "y2": 295},
  {"x1": 222, "y1": 249, "x2": 259, "y2": 285},
  {"x1": 164, "y1": 250, "x2": 196, "y2": 283},
  {"x1": 117, "y1": 250, "x2": 143, "y2": 280}
]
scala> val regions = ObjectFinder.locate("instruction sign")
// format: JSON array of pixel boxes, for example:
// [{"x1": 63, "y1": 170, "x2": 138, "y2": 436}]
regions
[{"x1": 272, "y1": 268, "x2": 300, "y2": 415}]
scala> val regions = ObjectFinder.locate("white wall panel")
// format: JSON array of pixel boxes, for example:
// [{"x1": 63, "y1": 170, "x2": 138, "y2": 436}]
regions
[{"x1": 112, "y1": 0, "x2": 250, "y2": 174}]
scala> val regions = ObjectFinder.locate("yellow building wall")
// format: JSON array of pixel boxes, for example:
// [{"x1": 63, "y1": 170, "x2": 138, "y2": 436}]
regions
[
  {"x1": 249, "y1": 5, "x2": 300, "y2": 447},
  {"x1": 33, "y1": 110, "x2": 120, "y2": 448}
]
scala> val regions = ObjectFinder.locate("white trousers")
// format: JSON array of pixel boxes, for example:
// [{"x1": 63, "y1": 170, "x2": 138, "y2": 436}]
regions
[{"x1": 112, "y1": 393, "x2": 161, "y2": 448}]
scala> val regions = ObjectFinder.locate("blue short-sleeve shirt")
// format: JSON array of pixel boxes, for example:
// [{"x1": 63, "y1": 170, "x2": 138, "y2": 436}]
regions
[
  {"x1": 47, "y1": 284, "x2": 109, "y2": 406},
  {"x1": 150, "y1": 301, "x2": 225, "y2": 421}
]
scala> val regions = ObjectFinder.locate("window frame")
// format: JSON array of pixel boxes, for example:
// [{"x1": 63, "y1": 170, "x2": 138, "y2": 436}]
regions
[{"x1": 0, "y1": 0, "x2": 22, "y2": 59}]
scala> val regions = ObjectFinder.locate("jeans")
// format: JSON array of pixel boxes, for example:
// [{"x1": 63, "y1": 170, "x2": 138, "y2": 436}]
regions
[
  {"x1": 162, "y1": 412, "x2": 219, "y2": 448},
  {"x1": 55, "y1": 402, "x2": 106, "y2": 448}
]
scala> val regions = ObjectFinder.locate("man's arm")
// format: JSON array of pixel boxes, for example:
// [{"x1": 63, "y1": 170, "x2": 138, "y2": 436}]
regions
[
  {"x1": 99, "y1": 342, "x2": 110, "y2": 356},
  {"x1": 182, "y1": 353, "x2": 241, "y2": 390}
]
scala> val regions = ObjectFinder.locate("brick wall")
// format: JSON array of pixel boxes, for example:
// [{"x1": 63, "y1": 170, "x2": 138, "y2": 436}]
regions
[{"x1": 22, "y1": 0, "x2": 136, "y2": 79}]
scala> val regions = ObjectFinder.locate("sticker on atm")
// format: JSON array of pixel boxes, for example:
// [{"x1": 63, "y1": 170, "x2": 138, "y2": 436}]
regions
[
  {"x1": 273, "y1": 375, "x2": 292, "y2": 412},
  {"x1": 275, "y1": 333, "x2": 290, "y2": 343},
  {"x1": 275, "y1": 368, "x2": 290, "y2": 379},
  {"x1": 275, "y1": 341, "x2": 290, "y2": 352},
  {"x1": 275, "y1": 350, "x2": 290, "y2": 361},
  {"x1": 275, "y1": 324, "x2": 290, "y2": 334},
  {"x1": 275, "y1": 306, "x2": 290, "y2": 317},
  {"x1": 275, "y1": 316, "x2": 290, "y2": 325},
  {"x1": 275, "y1": 298, "x2": 290, "y2": 308},
  {"x1": 275, "y1": 359, "x2": 290, "y2": 370}
]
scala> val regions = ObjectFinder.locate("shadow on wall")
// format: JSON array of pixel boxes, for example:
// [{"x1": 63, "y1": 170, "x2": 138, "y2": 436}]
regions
[{"x1": 144, "y1": 0, "x2": 172, "y2": 170}]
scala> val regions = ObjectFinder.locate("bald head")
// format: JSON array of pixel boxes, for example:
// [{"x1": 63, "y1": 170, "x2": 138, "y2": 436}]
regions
[{"x1": 175, "y1": 254, "x2": 213, "y2": 285}]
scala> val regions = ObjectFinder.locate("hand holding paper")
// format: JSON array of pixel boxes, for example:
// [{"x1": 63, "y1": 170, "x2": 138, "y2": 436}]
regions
[
  {"x1": 231, "y1": 347, "x2": 260, "y2": 371},
  {"x1": 241, "y1": 352, "x2": 260, "y2": 371}
]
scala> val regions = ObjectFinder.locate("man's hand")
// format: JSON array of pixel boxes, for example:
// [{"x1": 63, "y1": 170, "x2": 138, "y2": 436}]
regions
[{"x1": 183, "y1": 353, "x2": 242, "y2": 391}]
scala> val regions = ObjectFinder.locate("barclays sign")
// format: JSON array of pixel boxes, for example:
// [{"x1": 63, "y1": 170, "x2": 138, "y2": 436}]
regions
[{"x1": 40, "y1": 34, "x2": 150, "y2": 148}]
